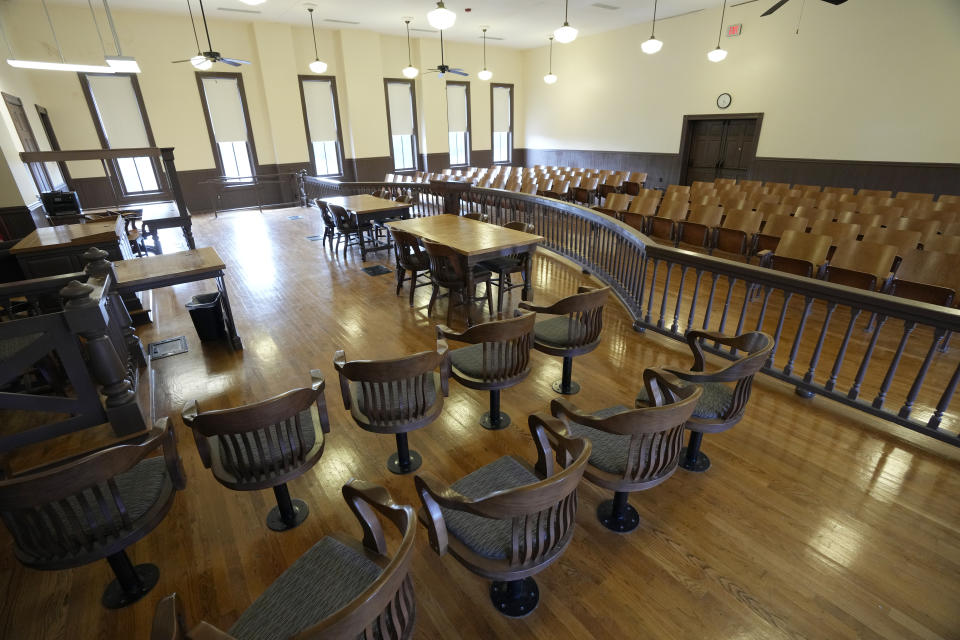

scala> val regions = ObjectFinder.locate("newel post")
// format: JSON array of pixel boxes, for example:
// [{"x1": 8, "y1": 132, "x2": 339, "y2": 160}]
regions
[{"x1": 296, "y1": 169, "x2": 308, "y2": 207}]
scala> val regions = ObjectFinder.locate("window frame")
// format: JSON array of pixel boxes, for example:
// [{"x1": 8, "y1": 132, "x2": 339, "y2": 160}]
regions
[
  {"x1": 195, "y1": 71, "x2": 260, "y2": 184},
  {"x1": 490, "y1": 83, "x2": 514, "y2": 165},
  {"x1": 297, "y1": 75, "x2": 346, "y2": 178},
  {"x1": 383, "y1": 78, "x2": 420, "y2": 173},
  {"x1": 35, "y1": 104, "x2": 70, "y2": 187},
  {"x1": 445, "y1": 80, "x2": 471, "y2": 168}
]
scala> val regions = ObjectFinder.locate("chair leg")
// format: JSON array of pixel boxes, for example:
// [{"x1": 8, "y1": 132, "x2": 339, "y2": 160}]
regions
[
  {"x1": 387, "y1": 433, "x2": 422, "y2": 474},
  {"x1": 551, "y1": 355, "x2": 580, "y2": 395},
  {"x1": 396, "y1": 267, "x2": 405, "y2": 296},
  {"x1": 485, "y1": 281, "x2": 493, "y2": 316},
  {"x1": 266, "y1": 483, "x2": 310, "y2": 531},
  {"x1": 490, "y1": 577, "x2": 539, "y2": 617},
  {"x1": 496, "y1": 271, "x2": 505, "y2": 313},
  {"x1": 428, "y1": 284, "x2": 439, "y2": 316},
  {"x1": 480, "y1": 389, "x2": 510, "y2": 430},
  {"x1": 101, "y1": 549, "x2": 159, "y2": 609},
  {"x1": 679, "y1": 430, "x2": 710, "y2": 472},
  {"x1": 408, "y1": 270, "x2": 417, "y2": 307},
  {"x1": 596, "y1": 490, "x2": 640, "y2": 533}
]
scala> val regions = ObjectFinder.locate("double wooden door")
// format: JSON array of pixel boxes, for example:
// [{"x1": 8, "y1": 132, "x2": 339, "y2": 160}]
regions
[{"x1": 683, "y1": 117, "x2": 759, "y2": 185}]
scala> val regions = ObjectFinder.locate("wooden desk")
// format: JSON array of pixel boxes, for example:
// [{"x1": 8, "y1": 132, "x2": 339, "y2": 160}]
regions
[
  {"x1": 10, "y1": 218, "x2": 131, "y2": 278},
  {"x1": 114, "y1": 247, "x2": 243, "y2": 349},
  {"x1": 321, "y1": 194, "x2": 413, "y2": 261},
  {"x1": 387, "y1": 215, "x2": 542, "y2": 322}
]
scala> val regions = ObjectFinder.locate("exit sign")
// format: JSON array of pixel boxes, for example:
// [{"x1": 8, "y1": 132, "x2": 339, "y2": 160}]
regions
[{"x1": 727, "y1": 23, "x2": 742, "y2": 37}]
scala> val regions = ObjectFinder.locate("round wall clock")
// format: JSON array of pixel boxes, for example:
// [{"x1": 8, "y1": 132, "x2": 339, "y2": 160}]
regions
[{"x1": 717, "y1": 93, "x2": 732, "y2": 109}]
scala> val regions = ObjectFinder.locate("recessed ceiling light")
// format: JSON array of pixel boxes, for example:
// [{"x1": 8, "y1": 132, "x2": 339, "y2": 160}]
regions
[
  {"x1": 218, "y1": 7, "x2": 261, "y2": 13},
  {"x1": 238, "y1": 0, "x2": 266, "y2": 5},
  {"x1": 324, "y1": 18, "x2": 360, "y2": 24}
]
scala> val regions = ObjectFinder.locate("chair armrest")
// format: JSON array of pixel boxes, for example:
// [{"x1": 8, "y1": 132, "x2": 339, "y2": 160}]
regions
[
  {"x1": 529, "y1": 413, "x2": 575, "y2": 477},
  {"x1": 180, "y1": 400, "x2": 212, "y2": 469},
  {"x1": 309, "y1": 370, "x2": 331, "y2": 434},
  {"x1": 436, "y1": 333, "x2": 451, "y2": 396},
  {"x1": 333, "y1": 349, "x2": 352, "y2": 410},
  {"x1": 157, "y1": 418, "x2": 187, "y2": 491},
  {"x1": 413, "y1": 473, "x2": 452, "y2": 556},
  {"x1": 151, "y1": 593, "x2": 188, "y2": 640},
  {"x1": 517, "y1": 300, "x2": 552, "y2": 314},
  {"x1": 436, "y1": 323, "x2": 464, "y2": 341},
  {"x1": 683, "y1": 329, "x2": 730, "y2": 372},
  {"x1": 188, "y1": 623, "x2": 237, "y2": 640}
]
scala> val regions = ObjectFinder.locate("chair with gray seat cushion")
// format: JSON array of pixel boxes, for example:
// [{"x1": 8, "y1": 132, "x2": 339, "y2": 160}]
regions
[
  {"x1": 423, "y1": 239, "x2": 494, "y2": 327},
  {"x1": 437, "y1": 311, "x2": 535, "y2": 430},
  {"x1": 519, "y1": 285, "x2": 609, "y2": 395},
  {"x1": 547, "y1": 369, "x2": 701, "y2": 532},
  {"x1": 481, "y1": 221, "x2": 536, "y2": 313},
  {"x1": 0, "y1": 418, "x2": 185, "y2": 609},
  {"x1": 635, "y1": 330, "x2": 774, "y2": 473},
  {"x1": 151, "y1": 480, "x2": 417, "y2": 640},
  {"x1": 181, "y1": 371, "x2": 330, "y2": 531},
  {"x1": 334, "y1": 346, "x2": 449, "y2": 474},
  {"x1": 415, "y1": 416, "x2": 591, "y2": 617}
]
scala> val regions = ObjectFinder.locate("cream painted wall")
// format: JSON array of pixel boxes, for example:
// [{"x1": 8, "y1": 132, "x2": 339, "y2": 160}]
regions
[{"x1": 522, "y1": 0, "x2": 960, "y2": 163}]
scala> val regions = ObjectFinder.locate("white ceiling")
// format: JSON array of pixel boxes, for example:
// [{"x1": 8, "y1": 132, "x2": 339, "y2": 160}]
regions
[{"x1": 44, "y1": 0, "x2": 745, "y2": 49}]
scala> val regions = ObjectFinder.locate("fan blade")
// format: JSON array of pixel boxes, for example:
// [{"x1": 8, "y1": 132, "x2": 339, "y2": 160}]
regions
[
  {"x1": 220, "y1": 58, "x2": 250, "y2": 66},
  {"x1": 449, "y1": 69, "x2": 469, "y2": 76},
  {"x1": 821, "y1": 0, "x2": 848, "y2": 5},
  {"x1": 761, "y1": 0, "x2": 792, "y2": 16},
  {"x1": 171, "y1": 59, "x2": 194, "y2": 64}
]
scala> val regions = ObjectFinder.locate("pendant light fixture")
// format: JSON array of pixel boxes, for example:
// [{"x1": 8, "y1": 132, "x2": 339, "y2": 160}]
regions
[
  {"x1": 307, "y1": 8, "x2": 327, "y2": 73},
  {"x1": 553, "y1": 0, "x2": 578, "y2": 43},
  {"x1": 641, "y1": 0, "x2": 663, "y2": 54},
  {"x1": 707, "y1": 0, "x2": 729, "y2": 62},
  {"x1": 401, "y1": 19, "x2": 419, "y2": 78},
  {"x1": 543, "y1": 36, "x2": 557, "y2": 84},
  {"x1": 7, "y1": 0, "x2": 117, "y2": 73},
  {"x1": 427, "y1": 1, "x2": 456, "y2": 31},
  {"x1": 184, "y1": 0, "x2": 212, "y2": 69},
  {"x1": 101, "y1": 0, "x2": 140, "y2": 72},
  {"x1": 477, "y1": 27, "x2": 492, "y2": 81}
]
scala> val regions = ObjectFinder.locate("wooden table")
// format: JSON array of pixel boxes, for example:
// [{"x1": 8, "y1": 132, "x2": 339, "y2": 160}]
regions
[
  {"x1": 386, "y1": 215, "x2": 542, "y2": 323},
  {"x1": 321, "y1": 194, "x2": 414, "y2": 260},
  {"x1": 11, "y1": 218, "x2": 132, "y2": 277},
  {"x1": 113, "y1": 247, "x2": 243, "y2": 350}
]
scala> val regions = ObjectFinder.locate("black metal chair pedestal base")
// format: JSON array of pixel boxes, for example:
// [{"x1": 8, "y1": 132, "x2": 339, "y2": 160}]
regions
[
  {"x1": 480, "y1": 390, "x2": 511, "y2": 430},
  {"x1": 387, "y1": 433, "x2": 422, "y2": 474},
  {"x1": 551, "y1": 356, "x2": 580, "y2": 395},
  {"x1": 102, "y1": 550, "x2": 159, "y2": 609},
  {"x1": 267, "y1": 483, "x2": 310, "y2": 531},
  {"x1": 597, "y1": 491, "x2": 640, "y2": 533},
  {"x1": 490, "y1": 577, "x2": 540, "y2": 617},
  {"x1": 679, "y1": 431, "x2": 711, "y2": 473}
]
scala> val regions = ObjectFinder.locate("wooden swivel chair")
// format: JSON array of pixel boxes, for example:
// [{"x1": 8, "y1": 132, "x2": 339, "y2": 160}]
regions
[
  {"x1": 423, "y1": 239, "x2": 494, "y2": 326},
  {"x1": 480, "y1": 221, "x2": 535, "y2": 313},
  {"x1": 547, "y1": 368, "x2": 700, "y2": 532},
  {"x1": 391, "y1": 228, "x2": 431, "y2": 307},
  {"x1": 636, "y1": 330, "x2": 773, "y2": 472},
  {"x1": 519, "y1": 285, "x2": 608, "y2": 395},
  {"x1": 151, "y1": 481, "x2": 417, "y2": 640},
  {"x1": 181, "y1": 373, "x2": 330, "y2": 531},
  {"x1": 438, "y1": 311, "x2": 535, "y2": 430},
  {"x1": 0, "y1": 418, "x2": 185, "y2": 609},
  {"x1": 334, "y1": 346, "x2": 449, "y2": 474},
  {"x1": 415, "y1": 417, "x2": 591, "y2": 617}
]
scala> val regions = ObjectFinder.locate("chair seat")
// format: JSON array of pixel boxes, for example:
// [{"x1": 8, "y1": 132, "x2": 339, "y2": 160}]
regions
[
  {"x1": 563, "y1": 406, "x2": 631, "y2": 474},
  {"x1": 433, "y1": 265, "x2": 492, "y2": 289},
  {"x1": 533, "y1": 316, "x2": 589, "y2": 348},
  {"x1": 442, "y1": 456, "x2": 539, "y2": 560},
  {"x1": 350, "y1": 375, "x2": 440, "y2": 426},
  {"x1": 448, "y1": 342, "x2": 520, "y2": 380},
  {"x1": 479, "y1": 256, "x2": 523, "y2": 274},
  {"x1": 636, "y1": 382, "x2": 733, "y2": 419},
  {"x1": 228, "y1": 536, "x2": 382, "y2": 640},
  {"x1": 399, "y1": 255, "x2": 430, "y2": 272},
  {"x1": 210, "y1": 409, "x2": 317, "y2": 481}
]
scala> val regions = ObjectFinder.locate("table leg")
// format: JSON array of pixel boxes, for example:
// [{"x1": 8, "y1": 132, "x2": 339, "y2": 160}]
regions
[
  {"x1": 522, "y1": 250, "x2": 534, "y2": 302},
  {"x1": 216, "y1": 274, "x2": 243, "y2": 350}
]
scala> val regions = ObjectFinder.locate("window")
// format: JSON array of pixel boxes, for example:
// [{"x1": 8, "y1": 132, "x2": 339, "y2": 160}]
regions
[
  {"x1": 197, "y1": 73, "x2": 257, "y2": 183},
  {"x1": 385, "y1": 80, "x2": 418, "y2": 171},
  {"x1": 299, "y1": 76, "x2": 344, "y2": 177},
  {"x1": 491, "y1": 84, "x2": 513, "y2": 164},
  {"x1": 80, "y1": 73, "x2": 160, "y2": 194},
  {"x1": 446, "y1": 82, "x2": 470, "y2": 167}
]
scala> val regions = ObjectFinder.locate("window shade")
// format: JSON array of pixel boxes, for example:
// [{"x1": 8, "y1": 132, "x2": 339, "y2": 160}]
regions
[
  {"x1": 86, "y1": 75, "x2": 150, "y2": 148},
  {"x1": 493, "y1": 86, "x2": 511, "y2": 133},
  {"x1": 446, "y1": 84, "x2": 467, "y2": 132},
  {"x1": 302, "y1": 80, "x2": 338, "y2": 142},
  {"x1": 387, "y1": 82, "x2": 414, "y2": 136},
  {"x1": 201, "y1": 77, "x2": 248, "y2": 142}
]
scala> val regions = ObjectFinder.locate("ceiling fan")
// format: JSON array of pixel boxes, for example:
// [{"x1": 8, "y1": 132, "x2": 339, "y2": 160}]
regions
[
  {"x1": 424, "y1": 30, "x2": 468, "y2": 77},
  {"x1": 172, "y1": 0, "x2": 250, "y2": 68},
  {"x1": 761, "y1": 0, "x2": 848, "y2": 17}
]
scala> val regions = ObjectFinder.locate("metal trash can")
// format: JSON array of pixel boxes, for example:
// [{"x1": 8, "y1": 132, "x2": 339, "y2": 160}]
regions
[{"x1": 185, "y1": 292, "x2": 225, "y2": 342}]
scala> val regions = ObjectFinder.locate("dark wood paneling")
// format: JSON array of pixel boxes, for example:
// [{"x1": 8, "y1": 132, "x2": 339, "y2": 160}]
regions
[
  {"x1": 0, "y1": 205, "x2": 37, "y2": 239},
  {"x1": 749, "y1": 157, "x2": 960, "y2": 196},
  {"x1": 522, "y1": 148, "x2": 682, "y2": 187}
]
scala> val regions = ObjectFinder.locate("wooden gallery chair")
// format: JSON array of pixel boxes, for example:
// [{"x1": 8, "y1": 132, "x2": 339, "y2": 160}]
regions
[
  {"x1": 637, "y1": 330, "x2": 773, "y2": 473},
  {"x1": 0, "y1": 419, "x2": 185, "y2": 609},
  {"x1": 438, "y1": 312, "x2": 535, "y2": 430},
  {"x1": 481, "y1": 221, "x2": 536, "y2": 314},
  {"x1": 391, "y1": 228, "x2": 431, "y2": 307},
  {"x1": 547, "y1": 369, "x2": 700, "y2": 532},
  {"x1": 415, "y1": 417, "x2": 591, "y2": 617},
  {"x1": 423, "y1": 239, "x2": 494, "y2": 326},
  {"x1": 182, "y1": 373, "x2": 330, "y2": 531},
  {"x1": 519, "y1": 285, "x2": 609, "y2": 395},
  {"x1": 334, "y1": 346, "x2": 449, "y2": 474},
  {"x1": 151, "y1": 481, "x2": 417, "y2": 640}
]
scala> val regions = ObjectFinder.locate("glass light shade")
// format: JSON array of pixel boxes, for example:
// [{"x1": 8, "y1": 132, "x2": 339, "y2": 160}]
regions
[
  {"x1": 478, "y1": 68, "x2": 492, "y2": 81},
  {"x1": 7, "y1": 58, "x2": 116, "y2": 73},
  {"x1": 707, "y1": 47, "x2": 728, "y2": 62},
  {"x1": 309, "y1": 59, "x2": 328, "y2": 73},
  {"x1": 641, "y1": 37, "x2": 663, "y2": 54},
  {"x1": 553, "y1": 23, "x2": 578, "y2": 43},
  {"x1": 105, "y1": 56, "x2": 141, "y2": 73},
  {"x1": 238, "y1": 0, "x2": 266, "y2": 4},
  {"x1": 402, "y1": 65, "x2": 419, "y2": 78},
  {"x1": 543, "y1": 73, "x2": 558, "y2": 85},
  {"x1": 191, "y1": 55, "x2": 213, "y2": 70},
  {"x1": 427, "y1": 3, "x2": 456, "y2": 30}
]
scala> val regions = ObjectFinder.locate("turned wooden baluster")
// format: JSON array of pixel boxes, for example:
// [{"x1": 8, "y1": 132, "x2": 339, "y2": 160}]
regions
[{"x1": 872, "y1": 320, "x2": 915, "y2": 409}]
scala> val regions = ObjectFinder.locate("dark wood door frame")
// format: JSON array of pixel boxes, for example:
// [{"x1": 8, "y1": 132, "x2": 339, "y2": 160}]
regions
[
  {"x1": 35, "y1": 105, "x2": 70, "y2": 187},
  {"x1": 678, "y1": 112, "x2": 763, "y2": 186}
]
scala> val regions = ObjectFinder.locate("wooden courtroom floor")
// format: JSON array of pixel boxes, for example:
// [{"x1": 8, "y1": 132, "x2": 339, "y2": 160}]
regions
[{"x1": 1, "y1": 206, "x2": 958, "y2": 639}]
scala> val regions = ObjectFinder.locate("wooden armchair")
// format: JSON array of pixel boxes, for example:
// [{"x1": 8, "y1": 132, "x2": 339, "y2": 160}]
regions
[
  {"x1": 519, "y1": 285, "x2": 608, "y2": 395},
  {"x1": 438, "y1": 311, "x2": 535, "y2": 430},
  {"x1": 329, "y1": 203, "x2": 374, "y2": 259},
  {"x1": 151, "y1": 481, "x2": 417, "y2": 640},
  {"x1": 415, "y1": 417, "x2": 591, "y2": 617},
  {"x1": 480, "y1": 221, "x2": 535, "y2": 313},
  {"x1": 547, "y1": 368, "x2": 700, "y2": 532},
  {"x1": 391, "y1": 228, "x2": 431, "y2": 307},
  {"x1": 0, "y1": 418, "x2": 185, "y2": 609},
  {"x1": 334, "y1": 346, "x2": 449, "y2": 474},
  {"x1": 314, "y1": 199, "x2": 338, "y2": 251},
  {"x1": 181, "y1": 372, "x2": 330, "y2": 531},
  {"x1": 636, "y1": 330, "x2": 773, "y2": 472},
  {"x1": 423, "y1": 239, "x2": 494, "y2": 326}
]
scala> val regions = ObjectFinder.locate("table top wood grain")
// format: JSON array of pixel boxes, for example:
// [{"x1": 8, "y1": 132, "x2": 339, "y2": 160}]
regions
[
  {"x1": 320, "y1": 194, "x2": 414, "y2": 214},
  {"x1": 386, "y1": 214, "x2": 542, "y2": 257},
  {"x1": 10, "y1": 220, "x2": 122, "y2": 254},
  {"x1": 113, "y1": 247, "x2": 225, "y2": 290}
]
